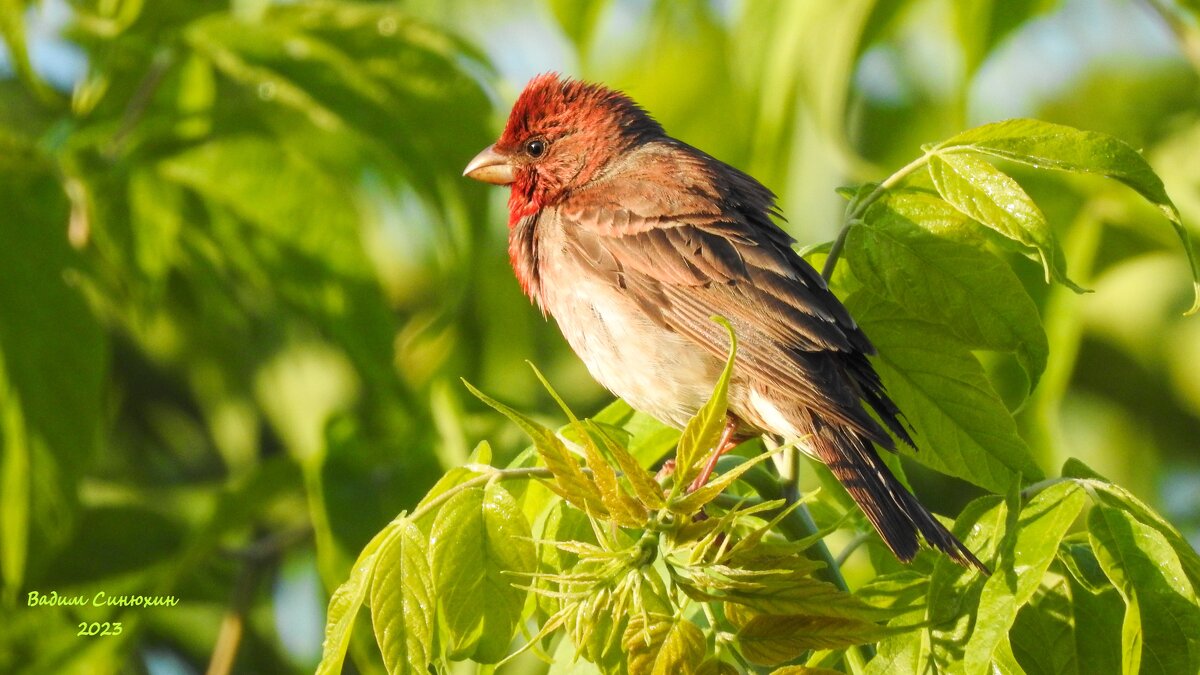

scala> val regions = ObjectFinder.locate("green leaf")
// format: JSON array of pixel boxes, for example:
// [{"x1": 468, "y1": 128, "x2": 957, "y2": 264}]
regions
[
  {"x1": 588, "y1": 421, "x2": 666, "y2": 511},
  {"x1": 184, "y1": 5, "x2": 493, "y2": 200},
  {"x1": 1007, "y1": 569, "x2": 1123, "y2": 675},
  {"x1": 160, "y1": 136, "x2": 369, "y2": 278},
  {"x1": 127, "y1": 167, "x2": 184, "y2": 283},
  {"x1": 429, "y1": 483, "x2": 536, "y2": 663},
  {"x1": 1058, "y1": 537, "x2": 1112, "y2": 594},
  {"x1": 463, "y1": 379, "x2": 607, "y2": 516},
  {"x1": 991, "y1": 636, "x2": 1029, "y2": 675},
  {"x1": 0, "y1": 174, "x2": 105, "y2": 602},
  {"x1": 533, "y1": 500, "x2": 598, "y2": 617},
  {"x1": 728, "y1": 605, "x2": 896, "y2": 666},
  {"x1": 963, "y1": 482, "x2": 1086, "y2": 673},
  {"x1": 317, "y1": 518, "x2": 402, "y2": 675},
  {"x1": 723, "y1": 575, "x2": 890, "y2": 621},
  {"x1": 547, "y1": 0, "x2": 610, "y2": 49},
  {"x1": 567, "y1": 583, "x2": 627, "y2": 670},
  {"x1": 845, "y1": 293, "x2": 1042, "y2": 493},
  {"x1": 1088, "y1": 505, "x2": 1200, "y2": 675},
  {"x1": 850, "y1": 194, "x2": 1049, "y2": 391},
  {"x1": 936, "y1": 119, "x2": 1200, "y2": 312},
  {"x1": 369, "y1": 518, "x2": 434, "y2": 674},
  {"x1": 625, "y1": 613, "x2": 707, "y2": 675},
  {"x1": 923, "y1": 495, "x2": 1008, "y2": 673},
  {"x1": 927, "y1": 151, "x2": 1082, "y2": 291},
  {"x1": 548, "y1": 635, "x2": 605, "y2": 674},
  {"x1": 1008, "y1": 573, "x2": 1077, "y2": 675},
  {"x1": 592, "y1": 400, "x2": 681, "y2": 467},
  {"x1": 530, "y1": 362, "x2": 647, "y2": 527},
  {"x1": 675, "y1": 317, "x2": 737, "y2": 489},
  {"x1": 1064, "y1": 458, "x2": 1200, "y2": 589},
  {"x1": 1069, "y1": 576, "x2": 1125, "y2": 674}
]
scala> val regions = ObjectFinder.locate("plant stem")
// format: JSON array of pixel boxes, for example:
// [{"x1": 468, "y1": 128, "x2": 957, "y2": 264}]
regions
[
  {"x1": 821, "y1": 151, "x2": 933, "y2": 280},
  {"x1": 206, "y1": 528, "x2": 285, "y2": 675},
  {"x1": 769, "y1": 445, "x2": 878, "y2": 662},
  {"x1": 835, "y1": 532, "x2": 871, "y2": 568},
  {"x1": 106, "y1": 48, "x2": 176, "y2": 157},
  {"x1": 1020, "y1": 476, "x2": 1072, "y2": 501}
]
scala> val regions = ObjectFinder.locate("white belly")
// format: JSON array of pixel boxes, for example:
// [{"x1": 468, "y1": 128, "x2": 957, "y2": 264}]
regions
[{"x1": 542, "y1": 274, "x2": 722, "y2": 429}]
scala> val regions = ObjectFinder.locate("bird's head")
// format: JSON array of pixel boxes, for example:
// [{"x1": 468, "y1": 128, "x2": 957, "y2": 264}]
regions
[{"x1": 463, "y1": 73, "x2": 664, "y2": 222}]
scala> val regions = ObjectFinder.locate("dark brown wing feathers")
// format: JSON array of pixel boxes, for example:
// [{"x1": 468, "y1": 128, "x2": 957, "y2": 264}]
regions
[{"x1": 557, "y1": 138, "x2": 987, "y2": 572}]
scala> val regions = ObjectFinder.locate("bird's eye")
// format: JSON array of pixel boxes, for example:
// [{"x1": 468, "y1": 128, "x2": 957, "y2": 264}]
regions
[{"x1": 524, "y1": 139, "x2": 546, "y2": 158}]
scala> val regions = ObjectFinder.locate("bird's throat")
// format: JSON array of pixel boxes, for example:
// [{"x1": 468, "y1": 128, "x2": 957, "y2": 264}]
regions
[
  {"x1": 507, "y1": 207, "x2": 543, "y2": 309},
  {"x1": 507, "y1": 174, "x2": 542, "y2": 227}
]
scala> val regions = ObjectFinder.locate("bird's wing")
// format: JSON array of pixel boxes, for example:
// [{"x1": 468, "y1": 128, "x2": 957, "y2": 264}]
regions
[{"x1": 555, "y1": 161, "x2": 902, "y2": 445}]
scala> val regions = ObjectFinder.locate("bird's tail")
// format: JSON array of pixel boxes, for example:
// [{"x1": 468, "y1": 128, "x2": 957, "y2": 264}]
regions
[{"x1": 810, "y1": 420, "x2": 988, "y2": 574}]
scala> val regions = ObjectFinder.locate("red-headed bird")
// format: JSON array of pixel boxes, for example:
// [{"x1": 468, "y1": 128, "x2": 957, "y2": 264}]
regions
[{"x1": 463, "y1": 73, "x2": 985, "y2": 572}]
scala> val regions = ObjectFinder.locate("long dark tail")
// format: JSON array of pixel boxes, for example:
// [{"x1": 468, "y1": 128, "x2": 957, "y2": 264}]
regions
[{"x1": 810, "y1": 419, "x2": 989, "y2": 574}]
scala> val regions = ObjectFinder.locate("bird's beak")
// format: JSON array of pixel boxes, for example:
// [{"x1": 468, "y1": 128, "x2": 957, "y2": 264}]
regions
[{"x1": 463, "y1": 144, "x2": 515, "y2": 185}]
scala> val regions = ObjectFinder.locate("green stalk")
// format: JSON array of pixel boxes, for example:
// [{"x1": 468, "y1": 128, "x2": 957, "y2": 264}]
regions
[{"x1": 822, "y1": 150, "x2": 934, "y2": 280}]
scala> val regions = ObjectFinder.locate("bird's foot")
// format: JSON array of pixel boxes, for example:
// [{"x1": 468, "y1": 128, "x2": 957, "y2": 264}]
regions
[{"x1": 686, "y1": 416, "x2": 741, "y2": 493}]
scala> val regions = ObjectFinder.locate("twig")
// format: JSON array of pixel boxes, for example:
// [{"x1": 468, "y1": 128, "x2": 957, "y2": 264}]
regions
[
  {"x1": 835, "y1": 532, "x2": 872, "y2": 568},
  {"x1": 206, "y1": 529, "x2": 279, "y2": 675},
  {"x1": 1144, "y1": 0, "x2": 1200, "y2": 73},
  {"x1": 1020, "y1": 476, "x2": 1072, "y2": 501},
  {"x1": 821, "y1": 151, "x2": 933, "y2": 280},
  {"x1": 105, "y1": 48, "x2": 176, "y2": 158}
]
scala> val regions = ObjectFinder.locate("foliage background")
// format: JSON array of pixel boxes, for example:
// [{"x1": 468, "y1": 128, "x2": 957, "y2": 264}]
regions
[{"x1": 1, "y1": 0, "x2": 1199, "y2": 672}]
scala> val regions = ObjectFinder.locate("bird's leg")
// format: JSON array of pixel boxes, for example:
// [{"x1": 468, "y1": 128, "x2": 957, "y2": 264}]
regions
[{"x1": 688, "y1": 416, "x2": 741, "y2": 493}]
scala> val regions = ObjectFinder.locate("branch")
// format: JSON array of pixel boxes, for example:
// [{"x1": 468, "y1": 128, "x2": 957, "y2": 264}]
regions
[{"x1": 821, "y1": 151, "x2": 933, "y2": 280}]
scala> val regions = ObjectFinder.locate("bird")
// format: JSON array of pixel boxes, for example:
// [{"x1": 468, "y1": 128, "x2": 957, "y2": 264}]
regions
[{"x1": 462, "y1": 73, "x2": 986, "y2": 573}]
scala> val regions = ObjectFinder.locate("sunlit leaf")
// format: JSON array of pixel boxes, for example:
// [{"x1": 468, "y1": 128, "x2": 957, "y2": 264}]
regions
[
  {"x1": 850, "y1": 194, "x2": 1049, "y2": 391},
  {"x1": 317, "y1": 518, "x2": 402, "y2": 675},
  {"x1": 922, "y1": 495, "x2": 1008, "y2": 673},
  {"x1": 592, "y1": 401, "x2": 681, "y2": 467},
  {"x1": 1088, "y1": 505, "x2": 1200, "y2": 675},
  {"x1": 936, "y1": 119, "x2": 1200, "y2": 312},
  {"x1": 963, "y1": 482, "x2": 1086, "y2": 673},
  {"x1": 675, "y1": 317, "x2": 737, "y2": 489},
  {"x1": 846, "y1": 293, "x2": 1042, "y2": 493},
  {"x1": 1064, "y1": 458, "x2": 1200, "y2": 589},
  {"x1": 927, "y1": 151, "x2": 1082, "y2": 292},
  {"x1": 530, "y1": 364, "x2": 648, "y2": 526},
  {"x1": 624, "y1": 613, "x2": 706, "y2": 675},
  {"x1": 429, "y1": 483, "x2": 535, "y2": 663},
  {"x1": 464, "y1": 379, "x2": 607, "y2": 516},
  {"x1": 369, "y1": 518, "x2": 433, "y2": 674},
  {"x1": 728, "y1": 604, "x2": 896, "y2": 666},
  {"x1": 588, "y1": 420, "x2": 666, "y2": 510}
]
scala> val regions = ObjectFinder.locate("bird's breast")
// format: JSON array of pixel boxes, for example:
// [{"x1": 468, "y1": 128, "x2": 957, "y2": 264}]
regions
[{"x1": 539, "y1": 250, "x2": 723, "y2": 429}]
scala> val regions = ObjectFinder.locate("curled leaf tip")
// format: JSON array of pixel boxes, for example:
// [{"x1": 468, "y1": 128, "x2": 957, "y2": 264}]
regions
[{"x1": 1186, "y1": 282, "x2": 1200, "y2": 317}]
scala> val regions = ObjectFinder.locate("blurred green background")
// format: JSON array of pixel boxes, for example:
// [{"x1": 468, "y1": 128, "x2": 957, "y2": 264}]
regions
[{"x1": 1, "y1": 0, "x2": 1198, "y2": 672}]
